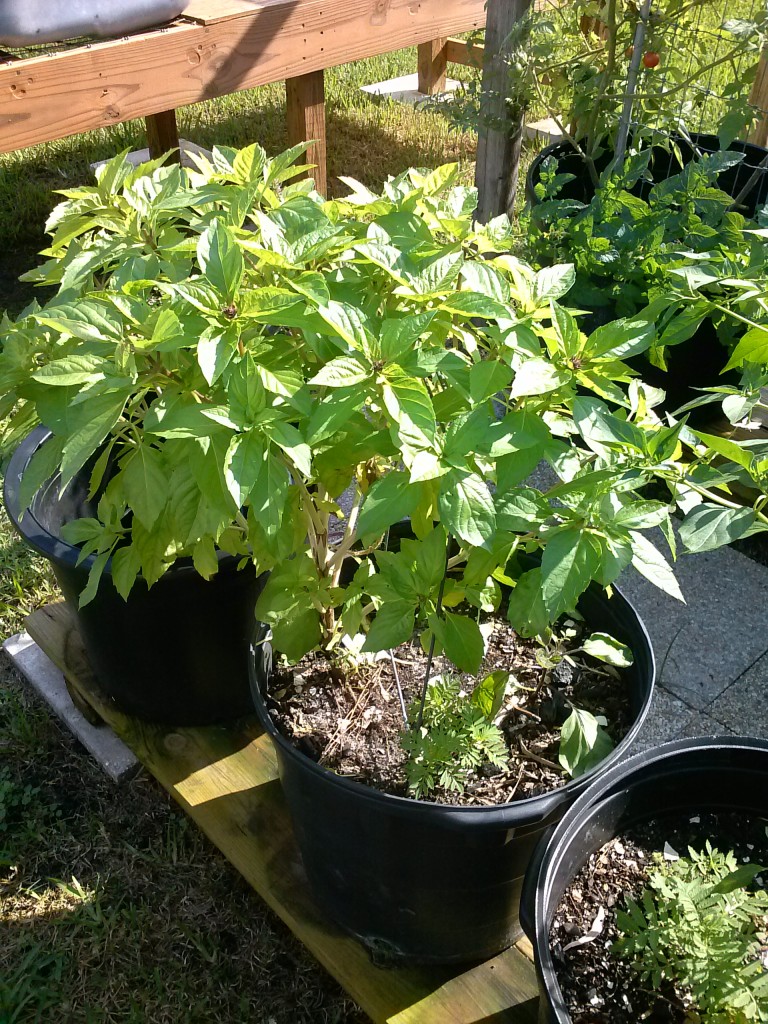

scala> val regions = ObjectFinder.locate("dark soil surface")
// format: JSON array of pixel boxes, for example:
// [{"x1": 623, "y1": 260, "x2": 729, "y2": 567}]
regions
[
  {"x1": 550, "y1": 810, "x2": 768, "y2": 1023},
  {"x1": 265, "y1": 616, "x2": 633, "y2": 806}
]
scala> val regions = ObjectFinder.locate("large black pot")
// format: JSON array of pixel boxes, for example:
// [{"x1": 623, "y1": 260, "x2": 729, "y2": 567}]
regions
[
  {"x1": 526, "y1": 133, "x2": 764, "y2": 417},
  {"x1": 526, "y1": 133, "x2": 768, "y2": 216},
  {"x1": 249, "y1": 578, "x2": 655, "y2": 965},
  {"x1": 520, "y1": 736, "x2": 768, "y2": 1024},
  {"x1": 5, "y1": 426, "x2": 265, "y2": 725}
]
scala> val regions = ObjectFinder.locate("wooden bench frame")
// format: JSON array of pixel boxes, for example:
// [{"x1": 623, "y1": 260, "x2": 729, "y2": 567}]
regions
[{"x1": 0, "y1": 0, "x2": 487, "y2": 195}]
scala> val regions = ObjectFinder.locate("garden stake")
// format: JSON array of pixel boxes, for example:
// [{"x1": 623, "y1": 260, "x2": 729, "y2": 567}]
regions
[
  {"x1": 414, "y1": 539, "x2": 451, "y2": 731},
  {"x1": 389, "y1": 649, "x2": 409, "y2": 726}
]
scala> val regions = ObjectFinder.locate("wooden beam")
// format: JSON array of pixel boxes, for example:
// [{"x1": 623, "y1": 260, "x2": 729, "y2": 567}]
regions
[
  {"x1": 145, "y1": 109, "x2": 181, "y2": 161},
  {"x1": 749, "y1": 50, "x2": 768, "y2": 148},
  {"x1": 0, "y1": 0, "x2": 486, "y2": 154},
  {"x1": 417, "y1": 38, "x2": 448, "y2": 95},
  {"x1": 475, "y1": 0, "x2": 533, "y2": 222},
  {"x1": 445, "y1": 37, "x2": 485, "y2": 68},
  {"x1": 286, "y1": 69, "x2": 327, "y2": 197}
]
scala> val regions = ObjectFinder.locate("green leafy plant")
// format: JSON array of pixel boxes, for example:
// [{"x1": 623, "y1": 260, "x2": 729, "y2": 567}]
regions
[
  {"x1": 614, "y1": 843, "x2": 768, "y2": 1022},
  {"x1": 4, "y1": 144, "x2": 766, "y2": 799},
  {"x1": 400, "y1": 673, "x2": 509, "y2": 798}
]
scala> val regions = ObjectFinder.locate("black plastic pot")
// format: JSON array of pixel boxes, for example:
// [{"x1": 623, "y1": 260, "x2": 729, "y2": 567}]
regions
[
  {"x1": 5, "y1": 427, "x2": 266, "y2": 725},
  {"x1": 520, "y1": 736, "x2": 768, "y2": 1023},
  {"x1": 526, "y1": 133, "x2": 768, "y2": 215},
  {"x1": 249, "y1": 579, "x2": 655, "y2": 965}
]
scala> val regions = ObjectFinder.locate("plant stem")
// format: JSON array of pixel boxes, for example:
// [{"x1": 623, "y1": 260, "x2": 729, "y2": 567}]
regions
[
  {"x1": 414, "y1": 537, "x2": 451, "y2": 731},
  {"x1": 389, "y1": 650, "x2": 409, "y2": 726},
  {"x1": 727, "y1": 151, "x2": 768, "y2": 214},
  {"x1": 610, "y1": 0, "x2": 653, "y2": 176}
]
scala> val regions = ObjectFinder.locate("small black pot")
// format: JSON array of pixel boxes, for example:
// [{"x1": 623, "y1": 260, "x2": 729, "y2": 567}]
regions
[
  {"x1": 520, "y1": 736, "x2": 768, "y2": 1024},
  {"x1": 249, "y1": 580, "x2": 655, "y2": 964},
  {"x1": 5, "y1": 427, "x2": 266, "y2": 725}
]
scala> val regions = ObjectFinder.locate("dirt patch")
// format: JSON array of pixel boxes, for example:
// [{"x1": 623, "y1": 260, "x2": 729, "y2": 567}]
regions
[
  {"x1": 265, "y1": 615, "x2": 634, "y2": 806},
  {"x1": 549, "y1": 810, "x2": 768, "y2": 1023}
]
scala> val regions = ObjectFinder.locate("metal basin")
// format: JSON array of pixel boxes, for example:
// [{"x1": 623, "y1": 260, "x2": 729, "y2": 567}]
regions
[{"x1": 0, "y1": 0, "x2": 187, "y2": 46}]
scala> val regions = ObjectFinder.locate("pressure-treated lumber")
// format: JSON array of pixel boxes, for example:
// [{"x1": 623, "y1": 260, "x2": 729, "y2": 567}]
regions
[
  {"x1": 417, "y1": 39, "x2": 448, "y2": 95},
  {"x1": 286, "y1": 70, "x2": 326, "y2": 196},
  {"x1": 445, "y1": 37, "x2": 485, "y2": 67},
  {"x1": 475, "y1": 0, "x2": 533, "y2": 222},
  {"x1": 749, "y1": 50, "x2": 768, "y2": 148},
  {"x1": 145, "y1": 109, "x2": 181, "y2": 161},
  {"x1": 26, "y1": 602, "x2": 539, "y2": 1024},
  {"x1": 0, "y1": 0, "x2": 485, "y2": 154}
]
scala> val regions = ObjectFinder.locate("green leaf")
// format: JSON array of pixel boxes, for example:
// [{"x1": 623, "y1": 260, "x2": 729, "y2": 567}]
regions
[
  {"x1": 495, "y1": 486, "x2": 551, "y2": 533},
  {"x1": 724, "y1": 326, "x2": 768, "y2": 371},
  {"x1": 438, "y1": 472, "x2": 496, "y2": 547},
  {"x1": 470, "y1": 671, "x2": 509, "y2": 719},
  {"x1": 306, "y1": 389, "x2": 364, "y2": 444},
  {"x1": 316, "y1": 301, "x2": 371, "y2": 351},
  {"x1": 17, "y1": 435, "x2": 65, "y2": 512},
  {"x1": 60, "y1": 518, "x2": 104, "y2": 546},
  {"x1": 692, "y1": 430, "x2": 755, "y2": 472},
  {"x1": 533, "y1": 264, "x2": 576, "y2": 304},
  {"x1": 197, "y1": 328, "x2": 235, "y2": 386},
  {"x1": 122, "y1": 445, "x2": 167, "y2": 530},
  {"x1": 269, "y1": 421, "x2": 311, "y2": 477},
  {"x1": 35, "y1": 300, "x2": 123, "y2": 343},
  {"x1": 362, "y1": 600, "x2": 415, "y2": 653},
  {"x1": 541, "y1": 530, "x2": 599, "y2": 618},
  {"x1": 77, "y1": 550, "x2": 111, "y2": 609},
  {"x1": 381, "y1": 368, "x2": 436, "y2": 452},
  {"x1": 32, "y1": 353, "x2": 108, "y2": 387},
  {"x1": 506, "y1": 567, "x2": 550, "y2": 638},
  {"x1": 60, "y1": 391, "x2": 129, "y2": 487},
  {"x1": 378, "y1": 312, "x2": 437, "y2": 364},
  {"x1": 439, "y1": 291, "x2": 510, "y2": 319},
  {"x1": 434, "y1": 612, "x2": 485, "y2": 674},
  {"x1": 227, "y1": 355, "x2": 266, "y2": 427},
  {"x1": 224, "y1": 431, "x2": 265, "y2": 506},
  {"x1": 197, "y1": 220, "x2": 244, "y2": 299},
  {"x1": 629, "y1": 531, "x2": 685, "y2": 602},
  {"x1": 273, "y1": 607, "x2": 322, "y2": 663},
  {"x1": 310, "y1": 356, "x2": 370, "y2": 387},
  {"x1": 358, "y1": 471, "x2": 421, "y2": 538},
  {"x1": 414, "y1": 525, "x2": 447, "y2": 595},
  {"x1": 111, "y1": 544, "x2": 142, "y2": 600},
  {"x1": 587, "y1": 318, "x2": 655, "y2": 360},
  {"x1": 613, "y1": 501, "x2": 671, "y2": 530},
  {"x1": 558, "y1": 707, "x2": 614, "y2": 778},
  {"x1": 192, "y1": 536, "x2": 219, "y2": 580},
  {"x1": 469, "y1": 360, "x2": 513, "y2": 405},
  {"x1": 511, "y1": 359, "x2": 569, "y2": 398},
  {"x1": 582, "y1": 632, "x2": 634, "y2": 668},
  {"x1": 679, "y1": 504, "x2": 756, "y2": 553}
]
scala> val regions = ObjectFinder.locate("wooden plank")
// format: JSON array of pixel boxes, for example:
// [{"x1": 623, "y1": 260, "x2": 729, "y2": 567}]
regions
[
  {"x1": 145, "y1": 108, "x2": 181, "y2": 160},
  {"x1": 286, "y1": 69, "x2": 327, "y2": 196},
  {"x1": 749, "y1": 50, "x2": 768, "y2": 148},
  {"x1": 26, "y1": 603, "x2": 539, "y2": 1024},
  {"x1": 0, "y1": 0, "x2": 485, "y2": 154},
  {"x1": 417, "y1": 39, "x2": 448, "y2": 95},
  {"x1": 445, "y1": 37, "x2": 484, "y2": 68},
  {"x1": 475, "y1": 0, "x2": 532, "y2": 222}
]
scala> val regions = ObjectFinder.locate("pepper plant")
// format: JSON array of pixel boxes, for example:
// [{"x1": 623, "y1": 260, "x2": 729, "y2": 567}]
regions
[{"x1": 3, "y1": 145, "x2": 766, "y2": 778}]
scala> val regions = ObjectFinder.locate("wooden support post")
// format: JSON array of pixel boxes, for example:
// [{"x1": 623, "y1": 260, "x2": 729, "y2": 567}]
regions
[
  {"x1": 145, "y1": 109, "x2": 181, "y2": 162},
  {"x1": 417, "y1": 38, "x2": 448, "y2": 94},
  {"x1": 748, "y1": 50, "x2": 768, "y2": 148},
  {"x1": 445, "y1": 37, "x2": 485, "y2": 68},
  {"x1": 286, "y1": 69, "x2": 327, "y2": 197},
  {"x1": 474, "y1": 0, "x2": 532, "y2": 223}
]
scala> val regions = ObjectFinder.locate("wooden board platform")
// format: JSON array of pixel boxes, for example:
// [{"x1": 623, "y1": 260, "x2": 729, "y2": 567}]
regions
[
  {"x1": 0, "y1": 0, "x2": 486, "y2": 153},
  {"x1": 25, "y1": 602, "x2": 540, "y2": 1024}
]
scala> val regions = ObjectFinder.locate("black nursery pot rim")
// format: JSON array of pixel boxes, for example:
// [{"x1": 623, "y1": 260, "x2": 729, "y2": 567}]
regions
[
  {"x1": 522, "y1": 735, "x2": 768, "y2": 1021},
  {"x1": 4, "y1": 425, "x2": 235, "y2": 579},
  {"x1": 249, "y1": 585, "x2": 656, "y2": 828}
]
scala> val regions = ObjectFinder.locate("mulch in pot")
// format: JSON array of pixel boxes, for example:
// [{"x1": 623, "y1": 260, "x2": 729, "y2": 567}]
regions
[
  {"x1": 264, "y1": 615, "x2": 633, "y2": 806},
  {"x1": 549, "y1": 810, "x2": 768, "y2": 1023}
]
